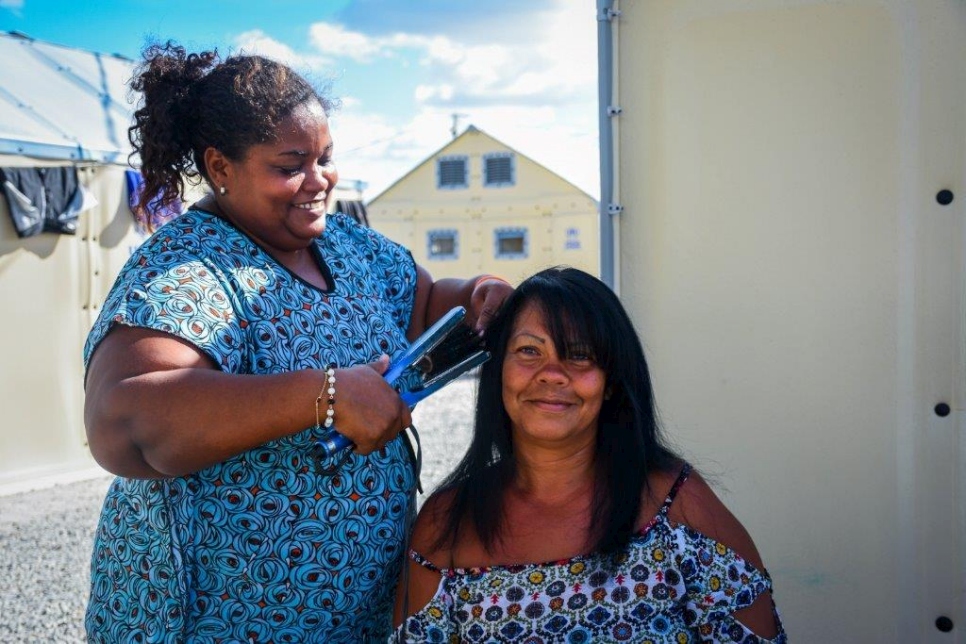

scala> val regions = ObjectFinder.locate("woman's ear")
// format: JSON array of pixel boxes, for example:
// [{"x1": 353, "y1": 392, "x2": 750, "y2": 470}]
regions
[{"x1": 203, "y1": 147, "x2": 232, "y2": 190}]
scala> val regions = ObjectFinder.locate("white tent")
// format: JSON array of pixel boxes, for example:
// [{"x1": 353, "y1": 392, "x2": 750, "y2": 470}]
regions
[
  {"x1": 0, "y1": 32, "x2": 146, "y2": 492},
  {"x1": 0, "y1": 31, "x2": 136, "y2": 164}
]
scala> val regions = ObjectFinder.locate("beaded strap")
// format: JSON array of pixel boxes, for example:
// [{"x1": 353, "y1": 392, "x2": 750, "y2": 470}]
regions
[{"x1": 315, "y1": 366, "x2": 336, "y2": 431}]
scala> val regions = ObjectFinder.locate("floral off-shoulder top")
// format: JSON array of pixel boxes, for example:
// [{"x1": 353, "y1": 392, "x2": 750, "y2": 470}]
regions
[{"x1": 394, "y1": 464, "x2": 787, "y2": 643}]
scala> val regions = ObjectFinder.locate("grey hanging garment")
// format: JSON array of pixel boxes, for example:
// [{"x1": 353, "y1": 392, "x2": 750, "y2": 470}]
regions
[{"x1": 1, "y1": 166, "x2": 83, "y2": 237}]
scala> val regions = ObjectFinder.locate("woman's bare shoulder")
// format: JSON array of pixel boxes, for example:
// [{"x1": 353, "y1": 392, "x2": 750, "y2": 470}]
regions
[
  {"x1": 410, "y1": 488, "x2": 458, "y2": 562},
  {"x1": 635, "y1": 463, "x2": 686, "y2": 530},
  {"x1": 666, "y1": 469, "x2": 767, "y2": 570},
  {"x1": 643, "y1": 466, "x2": 781, "y2": 638}
]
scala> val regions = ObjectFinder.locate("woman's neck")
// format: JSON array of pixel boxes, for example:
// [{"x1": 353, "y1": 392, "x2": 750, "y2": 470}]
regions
[
  {"x1": 511, "y1": 440, "x2": 596, "y2": 506},
  {"x1": 195, "y1": 196, "x2": 328, "y2": 289}
]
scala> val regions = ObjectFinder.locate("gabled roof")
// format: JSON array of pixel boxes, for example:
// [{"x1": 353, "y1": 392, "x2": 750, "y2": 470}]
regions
[
  {"x1": 367, "y1": 124, "x2": 596, "y2": 204},
  {"x1": 0, "y1": 32, "x2": 136, "y2": 164}
]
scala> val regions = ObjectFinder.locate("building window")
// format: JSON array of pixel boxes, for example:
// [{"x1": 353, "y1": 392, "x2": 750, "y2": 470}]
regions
[
  {"x1": 565, "y1": 227, "x2": 581, "y2": 250},
  {"x1": 494, "y1": 227, "x2": 528, "y2": 259},
  {"x1": 483, "y1": 153, "x2": 515, "y2": 187},
  {"x1": 427, "y1": 229, "x2": 458, "y2": 260},
  {"x1": 437, "y1": 155, "x2": 468, "y2": 189}
]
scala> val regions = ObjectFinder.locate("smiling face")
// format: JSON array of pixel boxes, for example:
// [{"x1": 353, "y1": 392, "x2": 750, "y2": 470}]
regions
[
  {"x1": 501, "y1": 303, "x2": 608, "y2": 448},
  {"x1": 207, "y1": 99, "x2": 338, "y2": 257}
]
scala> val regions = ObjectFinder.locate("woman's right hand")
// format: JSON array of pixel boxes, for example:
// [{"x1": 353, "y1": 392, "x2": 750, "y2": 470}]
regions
[
  {"x1": 326, "y1": 355, "x2": 412, "y2": 455},
  {"x1": 85, "y1": 326, "x2": 412, "y2": 478}
]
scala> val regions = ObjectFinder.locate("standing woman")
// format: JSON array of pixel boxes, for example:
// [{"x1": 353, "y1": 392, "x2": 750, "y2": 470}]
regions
[
  {"x1": 394, "y1": 267, "x2": 786, "y2": 642},
  {"x1": 82, "y1": 43, "x2": 510, "y2": 642}
]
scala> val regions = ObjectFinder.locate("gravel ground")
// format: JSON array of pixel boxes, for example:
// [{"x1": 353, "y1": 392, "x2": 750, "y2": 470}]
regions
[{"x1": 0, "y1": 376, "x2": 478, "y2": 643}]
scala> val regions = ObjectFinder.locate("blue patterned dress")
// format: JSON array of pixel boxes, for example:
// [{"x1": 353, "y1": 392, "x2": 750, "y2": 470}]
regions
[
  {"x1": 395, "y1": 464, "x2": 787, "y2": 643},
  {"x1": 83, "y1": 209, "x2": 420, "y2": 643}
]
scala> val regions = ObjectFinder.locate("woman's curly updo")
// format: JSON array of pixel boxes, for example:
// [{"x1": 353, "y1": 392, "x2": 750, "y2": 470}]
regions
[{"x1": 129, "y1": 42, "x2": 332, "y2": 215}]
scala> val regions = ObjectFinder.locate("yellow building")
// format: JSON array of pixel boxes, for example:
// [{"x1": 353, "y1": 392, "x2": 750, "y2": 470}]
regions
[{"x1": 366, "y1": 126, "x2": 598, "y2": 284}]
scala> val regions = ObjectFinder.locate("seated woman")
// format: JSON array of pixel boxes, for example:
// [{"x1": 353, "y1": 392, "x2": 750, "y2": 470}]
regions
[{"x1": 393, "y1": 267, "x2": 786, "y2": 643}]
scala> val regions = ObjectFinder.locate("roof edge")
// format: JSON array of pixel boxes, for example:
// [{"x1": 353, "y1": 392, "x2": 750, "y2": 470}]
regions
[
  {"x1": 368, "y1": 125, "x2": 597, "y2": 205},
  {"x1": 0, "y1": 137, "x2": 131, "y2": 165}
]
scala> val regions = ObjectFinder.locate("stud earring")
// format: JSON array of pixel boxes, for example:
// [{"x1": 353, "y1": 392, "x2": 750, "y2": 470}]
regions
[{"x1": 219, "y1": 186, "x2": 227, "y2": 196}]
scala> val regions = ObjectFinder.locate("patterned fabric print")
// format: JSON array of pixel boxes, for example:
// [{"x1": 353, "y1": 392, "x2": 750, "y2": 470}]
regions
[
  {"x1": 84, "y1": 210, "x2": 419, "y2": 643},
  {"x1": 396, "y1": 465, "x2": 787, "y2": 644}
]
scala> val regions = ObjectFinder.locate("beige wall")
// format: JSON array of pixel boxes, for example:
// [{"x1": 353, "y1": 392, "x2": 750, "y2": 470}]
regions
[
  {"x1": 368, "y1": 128, "x2": 599, "y2": 283},
  {"x1": 614, "y1": 1, "x2": 964, "y2": 641},
  {"x1": 0, "y1": 163, "x2": 146, "y2": 488}
]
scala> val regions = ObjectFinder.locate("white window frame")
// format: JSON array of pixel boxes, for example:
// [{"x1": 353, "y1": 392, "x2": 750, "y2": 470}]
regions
[
  {"x1": 436, "y1": 155, "x2": 469, "y2": 190},
  {"x1": 427, "y1": 229, "x2": 459, "y2": 260},
  {"x1": 565, "y1": 226, "x2": 582, "y2": 250},
  {"x1": 494, "y1": 227, "x2": 528, "y2": 259},
  {"x1": 483, "y1": 152, "x2": 516, "y2": 188}
]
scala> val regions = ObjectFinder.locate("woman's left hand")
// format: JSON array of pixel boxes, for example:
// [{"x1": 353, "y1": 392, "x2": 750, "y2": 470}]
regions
[
  {"x1": 469, "y1": 276, "x2": 514, "y2": 335},
  {"x1": 408, "y1": 269, "x2": 514, "y2": 342}
]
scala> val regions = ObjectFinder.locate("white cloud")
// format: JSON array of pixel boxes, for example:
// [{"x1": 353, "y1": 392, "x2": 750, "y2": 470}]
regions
[
  {"x1": 233, "y1": 30, "x2": 301, "y2": 63},
  {"x1": 456, "y1": 104, "x2": 600, "y2": 199},
  {"x1": 327, "y1": 108, "x2": 444, "y2": 199},
  {"x1": 401, "y1": 1, "x2": 596, "y2": 108},
  {"x1": 225, "y1": 0, "x2": 600, "y2": 200},
  {"x1": 303, "y1": 3, "x2": 596, "y2": 108},
  {"x1": 338, "y1": 96, "x2": 361, "y2": 109},
  {"x1": 308, "y1": 23, "x2": 389, "y2": 62},
  {"x1": 0, "y1": 0, "x2": 24, "y2": 15},
  {"x1": 232, "y1": 29, "x2": 334, "y2": 79},
  {"x1": 413, "y1": 84, "x2": 455, "y2": 103},
  {"x1": 332, "y1": 100, "x2": 599, "y2": 202}
]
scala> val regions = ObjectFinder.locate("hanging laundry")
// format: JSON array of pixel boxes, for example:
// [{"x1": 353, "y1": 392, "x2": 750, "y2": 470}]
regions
[
  {"x1": 125, "y1": 169, "x2": 183, "y2": 232},
  {"x1": 1, "y1": 166, "x2": 96, "y2": 238}
]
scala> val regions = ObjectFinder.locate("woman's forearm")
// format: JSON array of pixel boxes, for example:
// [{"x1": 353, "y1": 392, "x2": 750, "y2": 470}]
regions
[
  {"x1": 87, "y1": 367, "x2": 325, "y2": 477},
  {"x1": 86, "y1": 352, "x2": 411, "y2": 478}
]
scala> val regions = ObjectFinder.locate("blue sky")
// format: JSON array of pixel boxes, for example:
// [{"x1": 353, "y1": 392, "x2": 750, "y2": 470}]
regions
[{"x1": 0, "y1": 0, "x2": 599, "y2": 199}]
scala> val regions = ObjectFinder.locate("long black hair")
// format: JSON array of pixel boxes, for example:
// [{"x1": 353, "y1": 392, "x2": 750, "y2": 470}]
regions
[{"x1": 433, "y1": 267, "x2": 680, "y2": 556}]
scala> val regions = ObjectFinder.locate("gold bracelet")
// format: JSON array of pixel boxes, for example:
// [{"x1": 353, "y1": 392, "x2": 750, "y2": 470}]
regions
[{"x1": 315, "y1": 366, "x2": 336, "y2": 431}]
